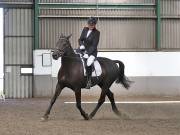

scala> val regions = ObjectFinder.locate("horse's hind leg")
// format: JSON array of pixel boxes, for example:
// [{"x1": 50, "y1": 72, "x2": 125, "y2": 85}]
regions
[
  {"x1": 75, "y1": 90, "x2": 89, "y2": 120},
  {"x1": 41, "y1": 82, "x2": 63, "y2": 121},
  {"x1": 89, "y1": 90, "x2": 106, "y2": 119},
  {"x1": 106, "y1": 90, "x2": 121, "y2": 116},
  {"x1": 106, "y1": 89, "x2": 129, "y2": 119}
]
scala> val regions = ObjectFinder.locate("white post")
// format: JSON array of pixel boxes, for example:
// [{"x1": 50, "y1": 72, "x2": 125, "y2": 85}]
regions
[{"x1": 0, "y1": 77, "x2": 5, "y2": 101}]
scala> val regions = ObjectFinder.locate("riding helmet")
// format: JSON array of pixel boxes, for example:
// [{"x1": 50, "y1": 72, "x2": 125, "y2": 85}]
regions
[{"x1": 87, "y1": 17, "x2": 98, "y2": 25}]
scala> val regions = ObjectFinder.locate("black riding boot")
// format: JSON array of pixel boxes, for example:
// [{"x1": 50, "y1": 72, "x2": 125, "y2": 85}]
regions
[{"x1": 85, "y1": 66, "x2": 92, "y2": 89}]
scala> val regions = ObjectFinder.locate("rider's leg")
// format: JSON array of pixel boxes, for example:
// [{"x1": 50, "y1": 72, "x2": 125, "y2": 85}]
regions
[
  {"x1": 85, "y1": 55, "x2": 95, "y2": 89},
  {"x1": 85, "y1": 65, "x2": 92, "y2": 89}
]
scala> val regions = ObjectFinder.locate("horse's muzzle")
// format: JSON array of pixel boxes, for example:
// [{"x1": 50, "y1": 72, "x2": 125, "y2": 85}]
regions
[
  {"x1": 52, "y1": 53, "x2": 59, "y2": 60},
  {"x1": 52, "y1": 49, "x2": 64, "y2": 60}
]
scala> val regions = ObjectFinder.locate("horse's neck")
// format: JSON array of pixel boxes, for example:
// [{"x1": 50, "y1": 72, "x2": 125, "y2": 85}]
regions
[
  {"x1": 61, "y1": 47, "x2": 80, "y2": 64},
  {"x1": 66, "y1": 44, "x2": 76, "y2": 56},
  {"x1": 61, "y1": 55, "x2": 80, "y2": 65}
]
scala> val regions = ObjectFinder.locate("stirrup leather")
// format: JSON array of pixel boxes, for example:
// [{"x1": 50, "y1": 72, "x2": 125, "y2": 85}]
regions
[{"x1": 86, "y1": 78, "x2": 91, "y2": 89}]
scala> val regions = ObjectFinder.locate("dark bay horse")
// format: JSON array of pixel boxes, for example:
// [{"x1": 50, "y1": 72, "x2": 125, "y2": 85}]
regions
[{"x1": 41, "y1": 34, "x2": 131, "y2": 121}]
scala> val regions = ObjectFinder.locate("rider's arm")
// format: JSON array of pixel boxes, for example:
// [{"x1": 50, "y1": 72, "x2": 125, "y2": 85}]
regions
[
  {"x1": 78, "y1": 27, "x2": 86, "y2": 46},
  {"x1": 88, "y1": 31, "x2": 100, "y2": 55}
]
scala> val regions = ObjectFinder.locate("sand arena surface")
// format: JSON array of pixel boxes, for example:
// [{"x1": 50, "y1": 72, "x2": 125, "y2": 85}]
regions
[{"x1": 0, "y1": 97, "x2": 180, "y2": 135}]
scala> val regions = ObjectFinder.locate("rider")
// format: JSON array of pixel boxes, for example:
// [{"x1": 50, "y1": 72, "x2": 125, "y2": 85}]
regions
[{"x1": 78, "y1": 17, "x2": 100, "y2": 89}]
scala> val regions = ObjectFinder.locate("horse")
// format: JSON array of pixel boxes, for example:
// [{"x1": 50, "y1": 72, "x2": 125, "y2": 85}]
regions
[{"x1": 41, "y1": 34, "x2": 131, "y2": 121}]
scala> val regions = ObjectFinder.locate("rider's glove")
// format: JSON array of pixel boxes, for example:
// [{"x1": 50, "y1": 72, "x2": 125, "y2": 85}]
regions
[
  {"x1": 83, "y1": 53, "x2": 89, "y2": 59},
  {"x1": 80, "y1": 45, "x2": 85, "y2": 50}
]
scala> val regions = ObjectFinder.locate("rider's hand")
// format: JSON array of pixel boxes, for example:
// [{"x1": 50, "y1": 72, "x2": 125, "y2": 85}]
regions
[
  {"x1": 83, "y1": 53, "x2": 89, "y2": 59},
  {"x1": 80, "y1": 45, "x2": 85, "y2": 50}
]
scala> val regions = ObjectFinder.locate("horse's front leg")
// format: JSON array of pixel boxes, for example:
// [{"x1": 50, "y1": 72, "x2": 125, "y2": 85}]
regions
[
  {"x1": 41, "y1": 82, "x2": 63, "y2": 121},
  {"x1": 75, "y1": 90, "x2": 89, "y2": 120}
]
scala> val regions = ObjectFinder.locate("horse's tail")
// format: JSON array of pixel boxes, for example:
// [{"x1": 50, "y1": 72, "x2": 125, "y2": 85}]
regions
[{"x1": 113, "y1": 60, "x2": 132, "y2": 89}]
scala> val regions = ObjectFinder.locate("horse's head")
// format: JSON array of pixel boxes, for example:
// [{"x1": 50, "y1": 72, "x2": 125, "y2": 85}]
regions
[{"x1": 52, "y1": 34, "x2": 72, "y2": 60}]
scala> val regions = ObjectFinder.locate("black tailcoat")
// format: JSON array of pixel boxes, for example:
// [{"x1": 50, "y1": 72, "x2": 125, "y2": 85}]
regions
[{"x1": 78, "y1": 27, "x2": 100, "y2": 57}]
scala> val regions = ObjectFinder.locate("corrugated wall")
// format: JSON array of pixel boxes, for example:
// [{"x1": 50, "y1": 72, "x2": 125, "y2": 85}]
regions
[
  {"x1": 161, "y1": 0, "x2": 180, "y2": 16},
  {"x1": 39, "y1": 18, "x2": 155, "y2": 50},
  {"x1": 4, "y1": 9, "x2": 33, "y2": 64},
  {"x1": 38, "y1": 0, "x2": 180, "y2": 50},
  {"x1": 39, "y1": 0, "x2": 155, "y2": 4},
  {"x1": 5, "y1": 66, "x2": 32, "y2": 98},
  {"x1": 161, "y1": 20, "x2": 180, "y2": 49},
  {"x1": 39, "y1": 18, "x2": 83, "y2": 49},
  {"x1": 161, "y1": 0, "x2": 180, "y2": 49},
  {"x1": 99, "y1": 18, "x2": 155, "y2": 49},
  {"x1": 39, "y1": 7, "x2": 156, "y2": 50},
  {"x1": 4, "y1": 37, "x2": 33, "y2": 64},
  {"x1": 40, "y1": 8, "x2": 155, "y2": 17},
  {"x1": 0, "y1": 0, "x2": 33, "y2": 2},
  {"x1": 4, "y1": 8, "x2": 33, "y2": 98}
]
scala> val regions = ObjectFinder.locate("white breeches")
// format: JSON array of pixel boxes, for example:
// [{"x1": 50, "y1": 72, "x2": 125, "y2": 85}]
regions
[{"x1": 87, "y1": 55, "x2": 95, "y2": 66}]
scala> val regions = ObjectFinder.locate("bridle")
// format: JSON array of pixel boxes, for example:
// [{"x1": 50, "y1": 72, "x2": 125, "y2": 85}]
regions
[{"x1": 52, "y1": 37, "x2": 71, "y2": 56}]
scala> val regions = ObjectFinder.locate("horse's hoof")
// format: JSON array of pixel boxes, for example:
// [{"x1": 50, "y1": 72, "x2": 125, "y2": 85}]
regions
[
  {"x1": 120, "y1": 113, "x2": 131, "y2": 120},
  {"x1": 84, "y1": 113, "x2": 89, "y2": 120},
  {"x1": 84, "y1": 117, "x2": 89, "y2": 120},
  {"x1": 114, "y1": 110, "x2": 121, "y2": 116},
  {"x1": 89, "y1": 113, "x2": 94, "y2": 120},
  {"x1": 89, "y1": 115, "x2": 93, "y2": 120},
  {"x1": 114, "y1": 110, "x2": 130, "y2": 120},
  {"x1": 41, "y1": 115, "x2": 49, "y2": 122}
]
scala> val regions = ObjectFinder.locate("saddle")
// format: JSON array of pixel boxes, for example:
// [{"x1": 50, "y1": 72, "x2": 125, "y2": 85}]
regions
[{"x1": 74, "y1": 49, "x2": 102, "y2": 77}]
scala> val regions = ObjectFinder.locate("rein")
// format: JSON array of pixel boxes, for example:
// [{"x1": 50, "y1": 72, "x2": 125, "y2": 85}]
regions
[
  {"x1": 61, "y1": 55, "x2": 81, "y2": 59},
  {"x1": 53, "y1": 37, "x2": 88, "y2": 61}
]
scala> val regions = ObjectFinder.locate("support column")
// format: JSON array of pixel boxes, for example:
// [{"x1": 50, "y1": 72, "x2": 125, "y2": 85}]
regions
[
  {"x1": 156, "y1": 0, "x2": 161, "y2": 50},
  {"x1": 34, "y1": 0, "x2": 39, "y2": 49}
]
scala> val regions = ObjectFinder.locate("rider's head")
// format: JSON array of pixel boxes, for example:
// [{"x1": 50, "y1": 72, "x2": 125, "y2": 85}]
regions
[{"x1": 87, "y1": 17, "x2": 98, "y2": 30}]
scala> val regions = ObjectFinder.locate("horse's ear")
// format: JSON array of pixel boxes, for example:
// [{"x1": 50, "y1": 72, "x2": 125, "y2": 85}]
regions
[
  {"x1": 67, "y1": 34, "x2": 72, "y2": 40},
  {"x1": 60, "y1": 33, "x2": 63, "y2": 38}
]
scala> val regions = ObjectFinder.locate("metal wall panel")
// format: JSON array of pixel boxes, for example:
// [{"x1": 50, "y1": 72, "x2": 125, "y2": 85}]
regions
[
  {"x1": 161, "y1": 0, "x2": 180, "y2": 16},
  {"x1": 40, "y1": 8, "x2": 155, "y2": 17},
  {"x1": 99, "y1": 18, "x2": 155, "y2": 49},
  {"x1": 0, "y1": 0, "x2": 33, "y2": 2},
  {"x1": 4, "y1": 8, "x2": 33, "y2": 64},
  {"x1": 38, "y1": 1, "x2": 180, "y2": 50},
  {"x1": 0, "y1": 0, "x2": 33, "y2": 8},
  {"x1": 161, "y1": 0, "x2": 180, "y2": 49},
  {"x1": 39, "y1": 18, "x2": 84, "y2": 49},
  {"x1": 39, "y1": 18, "x2": 155, "y2": 49},
  {"x1": 4, "y1": 66, "x2": 32, "y2": 98},
  {"x1": 39, "y1": 0, "x2": 155, "y2": 4},
  {"x1": 161, "y1": 20, "x2": 180, "y2": 49},
  {"x1": 38, "y1": 1, "x2": 156, "y2": 50},
  {"x1": 4, "y1": 8, "x2": 33, "y2": 36},
  {"x1": 4, "y1": 8, "x2": 33, "y2": 98},
  {"x1": 4, "y1": 37, "x2": 33, "y2": 64}
]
